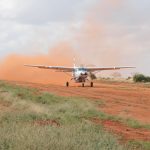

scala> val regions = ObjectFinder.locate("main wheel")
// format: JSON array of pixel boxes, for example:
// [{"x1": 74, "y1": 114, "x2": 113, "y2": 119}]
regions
[
  {"x1": 66, "y1": 82, "x2": 69, "y2": 87},
  {"x1": 82, "y1": 83, "x2": 85, "y2": 87},
  {"x1": 90, "y1": 82, "x2": 93, "y2": 87}
]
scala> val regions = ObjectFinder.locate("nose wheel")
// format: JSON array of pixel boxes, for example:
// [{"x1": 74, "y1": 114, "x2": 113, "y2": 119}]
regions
[{"x1": 82, "y1": 83, "x2": 85, "y2": 87}]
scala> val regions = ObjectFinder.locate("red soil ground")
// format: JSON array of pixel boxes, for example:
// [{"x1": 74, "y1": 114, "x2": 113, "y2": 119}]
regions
[
  {"x1": 91, "y1": 118, "x2": 150, "y2": 141},
  {"x1": 8, "y1": 80, "x2": 150, "y2": 141}
]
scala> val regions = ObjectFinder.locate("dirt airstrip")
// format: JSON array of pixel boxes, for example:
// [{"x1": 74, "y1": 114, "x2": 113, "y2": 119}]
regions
[{"x1": 8, "y1": 80, "x2": 150, "y2": 141}]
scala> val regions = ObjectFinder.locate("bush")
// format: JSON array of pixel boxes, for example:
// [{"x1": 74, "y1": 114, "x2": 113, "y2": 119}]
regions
[{"x1": 133, "y1": 74, "x2": 150, "y2": 83}]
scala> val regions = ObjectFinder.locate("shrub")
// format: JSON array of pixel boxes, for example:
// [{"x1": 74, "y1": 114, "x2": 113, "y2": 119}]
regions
[{"x1": 133, "y1": 74, "x2": 150, "y2": 83}]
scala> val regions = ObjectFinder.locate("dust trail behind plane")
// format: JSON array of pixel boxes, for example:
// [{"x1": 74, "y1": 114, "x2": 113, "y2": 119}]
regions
[
  {"x1": 0, "y1": 43, "x2": 76, "y2": 84},
  {"x1": 74, "y1": 0, "x2": 124, "y2": 66},
  {"x1": 0, "y1": 0, "x2": 135, "y2": 84}
]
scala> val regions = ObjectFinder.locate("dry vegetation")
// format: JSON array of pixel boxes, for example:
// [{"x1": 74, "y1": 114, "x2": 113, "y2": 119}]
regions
[{"x1": 0, "y1": 81, "x2": 149, "y2": 150}]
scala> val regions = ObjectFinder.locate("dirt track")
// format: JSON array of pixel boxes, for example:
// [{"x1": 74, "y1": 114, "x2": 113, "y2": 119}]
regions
[
  {"x1": 13, "y1": 80, "x2": 150, "y2": 124},
  {"x1": 9, "y1": 80, "x2": 150, "y2": 141}
]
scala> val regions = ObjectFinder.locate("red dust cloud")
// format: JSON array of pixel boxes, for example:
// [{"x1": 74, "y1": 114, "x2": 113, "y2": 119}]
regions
[
  {"x1": 0, "y1": 42, "x2": 76, "y2": 84},
  {"x1": 0, "y1": 0, "x2": 132, "y2": 84},
  {"x1": 74, "y1": 0, "x2": 124, "y2": 66}
]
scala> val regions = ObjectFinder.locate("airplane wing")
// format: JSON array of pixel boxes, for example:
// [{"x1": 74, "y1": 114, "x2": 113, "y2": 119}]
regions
[
  {"x1": 86, "y1": 67, "x2": 135, "y2": 72},
  {"x1": 24, "y1": 64, "x2": 74, "y2": 72}
]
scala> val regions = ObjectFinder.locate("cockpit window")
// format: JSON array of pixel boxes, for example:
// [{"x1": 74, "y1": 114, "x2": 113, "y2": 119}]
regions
[{"x1": 75, "y1": 68, "x2": 87, "y2": 71}]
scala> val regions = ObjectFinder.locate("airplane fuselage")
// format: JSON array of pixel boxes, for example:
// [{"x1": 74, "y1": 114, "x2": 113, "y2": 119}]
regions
[{"x1": 73, "y1": 68, "x2": 88, "y2": 83}]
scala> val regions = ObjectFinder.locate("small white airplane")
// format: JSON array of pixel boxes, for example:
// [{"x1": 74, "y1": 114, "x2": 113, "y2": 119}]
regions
[{"x1": 24, "y1": 63, "x2": 135, "y2": 87}]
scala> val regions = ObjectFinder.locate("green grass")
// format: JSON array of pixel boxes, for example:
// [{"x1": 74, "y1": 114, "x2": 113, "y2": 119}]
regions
[
  {"x1": 0, "y1": 81, "x2": 149, "y2": 150},
  {"x1": 127, "y1": 141, "x2": 150, "y2": 150}
]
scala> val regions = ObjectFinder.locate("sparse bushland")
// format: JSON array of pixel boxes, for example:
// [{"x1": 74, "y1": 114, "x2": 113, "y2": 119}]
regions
[
  {"x1": 133, "y1": 73, "x2": 150, "y2": 83},
  {"x1": 0, "y1": 81, "x2": 149, "y2": 150}
]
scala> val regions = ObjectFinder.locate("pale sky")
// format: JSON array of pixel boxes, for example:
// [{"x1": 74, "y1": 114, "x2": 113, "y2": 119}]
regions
[{"x1": 0, "y1": 0, "x2": 150, "y2": 75}]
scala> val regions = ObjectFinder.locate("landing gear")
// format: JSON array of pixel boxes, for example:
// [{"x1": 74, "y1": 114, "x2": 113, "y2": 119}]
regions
[
  {"x1": 66, "y1": 82, "x2": 69, "y2": 87},
  {"x1": 90, "y1": 82, "x2": 93, "y2": 87},
  {"x1": 82, "y1": 83, "x2": 85, "y2": 87},
  {"x1": 65, "y1": 81, "x2": 94, "y2": 87}
]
